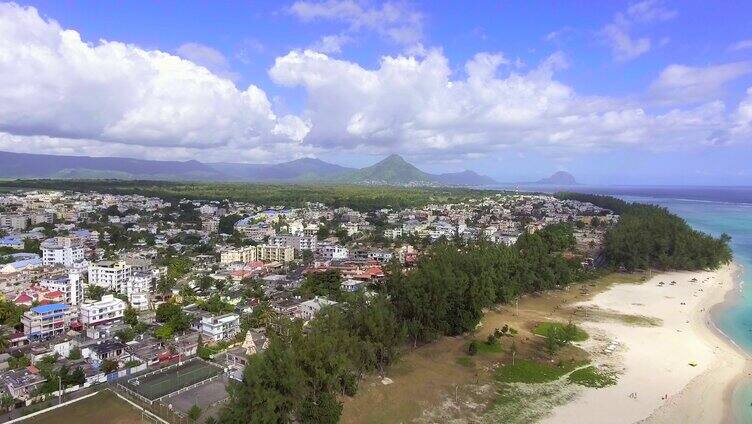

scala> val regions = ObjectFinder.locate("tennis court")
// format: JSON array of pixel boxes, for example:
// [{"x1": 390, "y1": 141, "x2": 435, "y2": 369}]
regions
[{"x1": 124, "y1": 359, "x2": 223, "y2": 401}]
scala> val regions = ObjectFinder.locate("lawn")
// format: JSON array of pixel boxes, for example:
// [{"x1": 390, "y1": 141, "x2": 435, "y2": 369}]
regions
[
  {"x1": 568, "y1": 366, "x2": 618, "y2": 388},
  {"x1": 495, "y1": 360, "x2": 585, "y2": 384},
  {"x1": 532, "y1": 322, "x2": 588, "y2": 342},
  {"x1": 24, "y1": 390, "x2": 143, "y2": 424}
]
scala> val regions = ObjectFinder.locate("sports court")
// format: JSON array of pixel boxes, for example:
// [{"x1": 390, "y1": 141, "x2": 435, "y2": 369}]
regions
[{"x1": 124, "y1": 358, "x2": 223, "y2": 401}]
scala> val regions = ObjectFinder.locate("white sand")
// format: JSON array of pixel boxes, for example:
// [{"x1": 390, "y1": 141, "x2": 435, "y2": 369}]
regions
[{"x1": 542, "y1": 264, "x2": 747, "y2": 424}]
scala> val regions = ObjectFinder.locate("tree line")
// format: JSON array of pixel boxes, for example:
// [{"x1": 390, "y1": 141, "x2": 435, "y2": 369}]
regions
[{"x1": 556, "y1": 192, "x2": 732, "y2": 270}]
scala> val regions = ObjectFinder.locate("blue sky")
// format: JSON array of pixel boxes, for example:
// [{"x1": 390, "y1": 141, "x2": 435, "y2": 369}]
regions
[{"x1": 1, "y1": 0, "x2": 751, "y2": 184}]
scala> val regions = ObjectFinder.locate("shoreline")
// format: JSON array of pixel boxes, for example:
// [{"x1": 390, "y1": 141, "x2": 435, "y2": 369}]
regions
[{"x1": 543, "y1": 263, "x2": 746, "y2": 424}]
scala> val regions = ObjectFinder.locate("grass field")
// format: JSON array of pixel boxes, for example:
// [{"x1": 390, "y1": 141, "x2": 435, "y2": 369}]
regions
[
  {"x1": 126, "y1": 359, "x2": 223, "y2": 401},
  {"x1": 23, "y1": 391, "x2": 143, "y2": 424},
  {"x1": 532, "y1": 322, "x2": 589, "y2": 342}
]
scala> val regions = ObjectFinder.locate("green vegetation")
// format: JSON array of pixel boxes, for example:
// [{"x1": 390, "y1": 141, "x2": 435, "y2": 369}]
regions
[
  {"x1": 387, "y1": 224, "x2": 587, "y2": 344},
  {"x1": 495, "y1": 360, "x2": 583, "y2": 384},
  {"x1": 533, "y1": 322, "x2": 588, "y2": 342},
  {"x1": 557, "y1": 193, "x2": 732, "y2": 271},
  {"x1": 0, "y1": 179, "x2": 499, "y2": 211},
  {"x1": 456, "y1": 356, "x2": 475, "y2": 368},
  {"x1": 568, "y1": 366, "x2": 617, "y2": 388}
]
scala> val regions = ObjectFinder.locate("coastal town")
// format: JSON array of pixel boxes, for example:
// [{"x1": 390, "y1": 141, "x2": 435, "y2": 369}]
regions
[{"x1": 0, "y1": 188, "x2": 613, "y2": 420}]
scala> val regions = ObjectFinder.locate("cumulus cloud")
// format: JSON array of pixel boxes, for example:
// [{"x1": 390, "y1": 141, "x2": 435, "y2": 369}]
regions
[
  {"x1": 289, "y1": 0, "x2": 423, "y2": 46},
  {"x1": 175, "y1": 42, "x2": 240, "y2": 81},
  {"x1": 0, "y1": 3, "x2": 309, "y2": 154},
  {"x1": 600, "y1": 0, "x2": 675, "y2": 61},
  {"x1": 650, "y1": 62, "x2": 752, "y2": 104},
  {"x1": 269, "y1": 48, "x2": 743, "y2": 158}
]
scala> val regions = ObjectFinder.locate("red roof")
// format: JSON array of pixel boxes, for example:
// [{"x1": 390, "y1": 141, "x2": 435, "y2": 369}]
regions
[{"x1": 13, "y1": 293, "x2": 33, "y2": 303}]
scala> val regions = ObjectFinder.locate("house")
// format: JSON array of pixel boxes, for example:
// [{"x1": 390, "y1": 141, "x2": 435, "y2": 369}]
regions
[
  {"x1": 0, "y1": 367, "x2": 46, "y2": 400},
  {"x1": 295, "y1": 296, "x2": 338, "y2": 321},
  {"x1": 201, "y1": 313, "x2": 240, "y2": 343},
  {"x1": 340, "y1": 279, "x2": 364, "y2": 293},
  {"x1": 90, "y1": 339, "x2": 130, "y2": 363},
  {"x1": 0, "y1": 236, "x2": 23, "y2": 250}
]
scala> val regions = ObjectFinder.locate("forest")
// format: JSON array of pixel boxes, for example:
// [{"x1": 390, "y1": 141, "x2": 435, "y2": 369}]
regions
[
  {"x1": 556, "y1": 192, "x2": 732, "y2": 270},
  {"x1": 0, "y1": 179, "x2": 498, "y2": 211}
]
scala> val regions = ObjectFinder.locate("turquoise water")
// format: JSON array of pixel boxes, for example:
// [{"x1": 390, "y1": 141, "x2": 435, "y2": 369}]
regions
[{"x1": 621, "y1": 195, "x2": 752, "y2": 421}]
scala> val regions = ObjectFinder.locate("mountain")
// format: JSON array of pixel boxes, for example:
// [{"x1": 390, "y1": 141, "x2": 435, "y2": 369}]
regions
[
  {"x1": 334, "y1": 154, "x2": 435, "y2": 185},
  {"x1": 209, "y1": 158, "x2": 354, "y2": 182},
  {"x1": 0, "y1": 150, "x2": 496, "y2": 187},
  {"x1": 0, "y1": 151, "x2": 223, "y2": 180},
  {"x1": 434, "y1": 170, "x2": 497, "y2": 186},
  {"x1": 536, "y1": 171, "x2": 578, "y2": 185}
]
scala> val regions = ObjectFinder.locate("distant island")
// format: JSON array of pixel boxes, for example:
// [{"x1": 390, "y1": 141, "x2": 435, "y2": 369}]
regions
[
  {"x1": 535, "y1": 171, "x2": 578, "y2": 185},
  {"x1": 0, "y1": 151, "x2": 496, "y2": 187}
]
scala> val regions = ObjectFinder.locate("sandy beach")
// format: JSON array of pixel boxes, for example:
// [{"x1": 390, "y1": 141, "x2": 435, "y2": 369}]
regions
[{"x1": 543, "y1": 263, "x2": 747, "y2": 424}]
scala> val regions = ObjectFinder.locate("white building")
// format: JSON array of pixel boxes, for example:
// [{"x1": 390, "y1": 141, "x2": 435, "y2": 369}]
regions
[
  {"x1": 88, "y1": 260, "x2": 132, "y2": 293},
  {"x1": 201, "y1": 313, "x2": 240, "y2": 343},
  {"x1": 296, "y1": 296, "x2": 338, "y2": 321},
  {"x1": 256, "y1": 244, "x2": 295, "y2": 263},
  {"x1": 79, "y1": 294, "x2": 126, "y2": 327},
  {"x1": 128, "y1": 271, "x2": 153, "y2": 310},
  {"x1": 318, "y1": 244, "x2": 349, "y2": 260},
  {"x1": 39, "y1": 271, "x2": 84, "y2": 305},
  {"x1": 41, "y1": 237, "x2": 85, "y2": 268}
]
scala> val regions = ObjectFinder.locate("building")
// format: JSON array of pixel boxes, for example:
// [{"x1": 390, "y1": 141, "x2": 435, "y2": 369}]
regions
[
  {"x1": 79, "y1": 294, "x2": 126, "y2": 327},
  {"x1": 88, "y1": 260, "x2": 132, "y2": 293},
  {"x1": 296, "y1": 296, "x2": 338, "y2": 321},
  {"x1": 22, "y1": 303, "x2": 78, "y2": 340},
  {"x1": 200, "y1": 313, "x2": 240, "y2": 343},
  {"x1": 269, "y1": 234, "x2": 317, "y2": 254},
  {"x1": 318, "y1": 244, "x2": 349, "y2": 260},
  {"x1": 41, "y1": 237, "x2": 85, "y2": 268},
  {"x1": 0, "y1": 236, "x2": 23, "y2": 250},
  {"x1": 39, "y1": 271, "x2": 83, "y2": 305},
  {"x1": 256, "y1": 244, "x2": 295, "y2": 263},
  {"x1": 127, "y1": 271, "x2": 152, "y2": 310},
  {"x1": 0, "y1": 214, "x2": 28, "y2": 231},
  {"x1": 220, "y1": 246, "x2": 257, "y2": 264}
]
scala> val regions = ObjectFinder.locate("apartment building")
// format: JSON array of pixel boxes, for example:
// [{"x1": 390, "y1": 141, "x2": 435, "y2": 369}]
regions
[
  {"x1": 256, "y1": 244, "x2": 294, "y2": 263},
  {"x1": 269, "y1": 234, "x2": 317, "y2": 254},
  {"x1": 0, "y1": 214, "x2": 28, "y2": 231},
  {"x1": 39, "y1": 271, "x2": 83, "y2": 306},
  {"x1": 22, "y1": 303, "x2": 78, "y2": 340},
  {"x1": 41, "y1": 237, "x2": 85, "y2": 267},
  {"x1": 200, "y1": 313, "x2": 240, "y2": 343},
  {"x1": 220, "y1": 246, "x2": 257, "y2": 264},
  {"x1": 88, "y1": 260, "x2": 132, "y2": 293},
  {"x1": 79, "y1": 294, "x2": 126, "y2": 327}
]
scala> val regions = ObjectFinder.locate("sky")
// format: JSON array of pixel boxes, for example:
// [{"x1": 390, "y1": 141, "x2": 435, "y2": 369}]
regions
[{"x1": 0, "y1": 0, "x2": 751, "y2": 185}]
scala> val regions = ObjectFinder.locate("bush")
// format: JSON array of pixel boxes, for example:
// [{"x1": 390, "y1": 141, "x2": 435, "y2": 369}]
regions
[
  {"x1": 188, "y1": 404, "x2": 202, "y2": 420},
  {"x1": 468, "y1": 341, "x2": 478, "y2": 356}
]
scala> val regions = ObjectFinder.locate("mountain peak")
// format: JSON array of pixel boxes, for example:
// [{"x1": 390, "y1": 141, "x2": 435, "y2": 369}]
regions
[{"x1": 536, "y1": 171, "x2": 577, "y2": 185}]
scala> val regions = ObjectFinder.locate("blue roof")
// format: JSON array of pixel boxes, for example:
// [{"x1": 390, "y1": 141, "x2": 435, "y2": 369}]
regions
[
  {"x1": 0, "y1": 236, "x2": 22, "y2": 245},
  {"x1": 8, "y1": 258, "x2": 41, "y2": 270},
  {"x1": 31, "y1": 303, "x2": 69, "y2": 314}
]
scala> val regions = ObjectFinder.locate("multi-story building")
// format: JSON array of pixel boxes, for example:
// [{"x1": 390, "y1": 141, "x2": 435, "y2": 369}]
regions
[
  {"x1": 256, "y1": 244, "x2": 295, "y2": 263},
  {"x1": 41, "y1": 237, "x2": 85, "y2": 267},
  {"x1": 0, "y1": 214, "x2": 28, "y2": 231},
  {"x1": 220, "y1": 246, "x2": 257, "y2": 264},
  {"x1": 88, "y1": 260, "x2": 132, "y2": 293},
  {"x1": 39, "y1": 271, "x2": 83, "y2": 306},
  {"x1": 128, "y1": 271, "x2": 152, "y2": 310},
  {"x1": 269, "y1": 235, "x2": 317, "y2": 255},
  {"x1": 79, "y1": 294, "x2": 126, "y2": 327},
  {"x1": 200, "y1": 313, "x2": 240, "y2": 343},
  {"x1": 317, "y1": 244, "x2": 349, "y2": 260},
  {"x1": 22, "y1": 303, "x2": 78, "y2": 340}
]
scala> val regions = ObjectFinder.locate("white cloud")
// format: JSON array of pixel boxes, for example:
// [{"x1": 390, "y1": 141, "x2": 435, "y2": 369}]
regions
[
  {"x1": 600, "y1": 0, "x2": 675, "y2": 61},
  {"x1": 310, "y1": 34, "x2": 353, "y2": 54},
  {"x1": 733, "y1": 87, "x2": 752, "y2": 136},
  {"x1": 0, "y1": 3, "x2": 309, "y2": 154},
  {"x1": 729, "y1": 39, "x2": 752, "y2": 52},
  {"x1": 175, "y1": 42, "x2": 239, "y2": 81},
  {"x1": 270, "y1": 49, "x2": 743, "y2": 158},
  {"x1": 289, "y1": 0, "x2": 423, "y2": 46},
  {"x1": 650, "y1": 62, "x2": 752, "y2": 104}
]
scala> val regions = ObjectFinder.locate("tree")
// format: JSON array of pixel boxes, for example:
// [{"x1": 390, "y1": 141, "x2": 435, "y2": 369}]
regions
[
  {"x1": 188, "y1": 404, "x2": 202, "y2": 420},
  {"x1": 545, "y1": 326, "x2": 561, "y2": 355},
  {"x1": 100, "y1": 359, "x2": 118, "y2": 374},
  {"x1": 70, "y1": 367, "x2": 86, "y2": 385},
  {"x1": 86, "y1": 285, "x2": 106, "y2": 301},
  {"x1": 0, "y1": 393, "x2": 14, "y2": 412},
  {"x1": 124, "y1": 307, "x2": 139, "y2": 326},
  {"x1": 68, "y1": 347, "x2": 82, "y2": 360}
]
